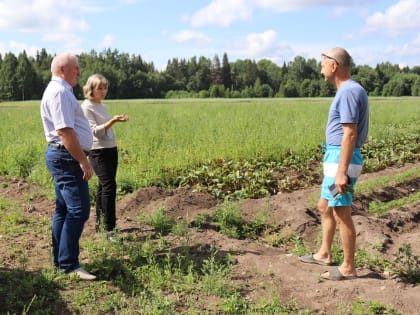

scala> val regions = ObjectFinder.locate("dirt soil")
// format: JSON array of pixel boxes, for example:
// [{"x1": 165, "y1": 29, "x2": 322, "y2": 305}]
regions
[{"x1": 1, "y1": 163, "x2": 420, "y2": 314}]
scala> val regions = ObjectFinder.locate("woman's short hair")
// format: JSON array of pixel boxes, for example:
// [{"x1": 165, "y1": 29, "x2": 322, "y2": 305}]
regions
[{"x1": 83, "y1": 74, "x2": 108, "y2": 100}]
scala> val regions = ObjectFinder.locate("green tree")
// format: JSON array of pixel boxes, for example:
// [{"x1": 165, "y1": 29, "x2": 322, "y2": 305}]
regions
[
  {"x1": 375, "y1": 62, "x2": 400, "y2": 89},
  {"x1": 32, "y1": 49, "x2": 53, "y2": 99},
  {"x1": 211, "y1": 54, "x2": 222, "y2": 86},
  {"x1": 196, "y1": 56, "x2": 212, "y2": 91},
  {"x1": 209, "y1": 84, "x2": 225, "y2": 97},
  {"x1": 259, "y1": 84, "x2": 273, "y2": 97},
  {"x1": 288, "y1": 56, "x2": 319, "y2": 82},
  {"x1": 0, "y1": 52, "x2": 19, "y2": 100},
  {"x1": 16, "y1": 51, "x2": 36, "y2": 100},
  {"x1": 411, "y1": 77, "x2": 420, "y2": 96},
  {"x1": 410, "y1": 66, "x2": 420, "y2": 76},
  {"x1": 300, "y1": 78, "x2": 320, "y2": 97},
  {"x1": 253, "y1": 78, "x2": 263, "y2": 97},
  {"x1": 352, "y1": 65, "x2": 380, "y2": 96},
  {"x1": 166, "y1": 58, "x2": 189, "y2": 91},
  {"x1": 257, "y1": 59, "x2": 283, "y2": 95},
  {"x1": 185, "y1": 56, "x2": 198, "y2": 92},
  {"x1": 382, "y1": 73, "x2": 419, "y2": 96},
  {"x1": 221, "y1": 53, "x2": 232, "y2": 90},
  {"x1": 279, "y1": 79, "x2": 299, "y2": 97},
  {"x1": 186, "y1": 56, "x2": 211, "y2": 92},
  {"x1": 382, "y1": 79, "x2": 404, "y2": 96},
  {"x1": 230, "y1": 59, "x2": 258, "y2": 91},
  {"x1": 319, "y1": 80, "x2": 335, "y2": 97},
  {"x1": 1, "y1": 48, "x2": 420, "y2": 100}
]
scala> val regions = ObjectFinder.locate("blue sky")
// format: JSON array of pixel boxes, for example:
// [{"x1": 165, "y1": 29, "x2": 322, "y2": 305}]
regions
[{"x1": 0, "y1": 0, "x2": 419, "y2": 70}]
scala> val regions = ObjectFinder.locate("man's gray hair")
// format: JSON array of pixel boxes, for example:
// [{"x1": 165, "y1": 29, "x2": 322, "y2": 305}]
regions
[{"x1": 50, "y1": 53, "x2": 77, "y2": 75}]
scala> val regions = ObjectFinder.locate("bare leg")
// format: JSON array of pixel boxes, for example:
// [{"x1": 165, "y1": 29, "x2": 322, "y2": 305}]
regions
[
  {"x1": 333, "y1": 206, "x2": 357, "y2": 276},
  {"x1": 313, "y1": 198, "x2": 335, "y2": 264}
]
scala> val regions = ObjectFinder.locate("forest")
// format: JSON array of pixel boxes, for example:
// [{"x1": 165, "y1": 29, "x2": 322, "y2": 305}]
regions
[{"x1": 1, "y1": 48, "x2": 420, "y2": 101}]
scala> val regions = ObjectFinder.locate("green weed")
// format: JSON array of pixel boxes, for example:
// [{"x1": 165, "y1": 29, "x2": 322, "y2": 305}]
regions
[
  {"x1": 221, "y1": 291, "x2": 248, "y2": 314},
  {"x1": 172, "y1": 219, "x2": 190, "y2": 238},
  {"x1": 0, "y1": 197, "x2": 31, "y2": 237},
  {"x1": 290, "y1": 235, "x2": 310, "y2": 257},
  {"x1": 355, "y1": 246, "x2": 391, "y2": 270},
  {"x1": 200, "y1": 250, "x2": 232, "y2": 296},
  {"x1": 268, "y1": 226, "x2": 295, "y2": 247},
  {"x1": 213, "y1": 202, "x2": 243, "y2": 238},
  {"x1": 348, "y1": 298, "x2": 401, "y2": 315},
  {"x1": 356, "y1": 166, "x2": 420, "y2": 195},
  {"x1": 149, "y1": 206, "x2": 175, "y2": 235},
  {"x1": 369, "y1": 191, "x2": 420, "y2": 215},
  {"x1": 0, "y1": 269, "x2": 63, "y2": 315},
  {"x1": 391, "y1": 243, "x2": 420, "y2": 284}
]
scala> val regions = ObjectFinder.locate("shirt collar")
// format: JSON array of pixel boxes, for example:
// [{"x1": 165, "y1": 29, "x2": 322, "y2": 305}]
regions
[{"x1": 51, "y1": 76, "x2": 73, "y2": 91}]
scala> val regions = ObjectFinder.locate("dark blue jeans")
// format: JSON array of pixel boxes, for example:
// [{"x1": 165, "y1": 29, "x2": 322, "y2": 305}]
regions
[
  {"x1": 45, "y1": 145, "x2": 91, "y2": 272},
  {"x1": 89, "y1": 147, "x2": 118, "y2": 232}
]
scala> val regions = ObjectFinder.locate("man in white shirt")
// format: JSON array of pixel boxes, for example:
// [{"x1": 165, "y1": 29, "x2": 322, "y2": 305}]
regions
[{"x1": 41, "y1": 53, "x2": 96, "y2": 280}]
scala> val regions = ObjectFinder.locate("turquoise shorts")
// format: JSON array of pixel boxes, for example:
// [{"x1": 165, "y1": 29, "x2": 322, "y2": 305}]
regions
[{"x1": 321, "y1": 145, "x2": 363, "y2": 207}]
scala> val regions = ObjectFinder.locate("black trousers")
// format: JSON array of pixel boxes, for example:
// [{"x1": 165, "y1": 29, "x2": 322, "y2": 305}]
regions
[{"x1": 89, "y1": 147, "x2": 118, "y2": 232}]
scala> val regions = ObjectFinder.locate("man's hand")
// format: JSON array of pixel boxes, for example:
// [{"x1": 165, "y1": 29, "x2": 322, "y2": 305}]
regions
[
  {"x1": 57, "y1": 127, "x2": 93, "y2": 181},
  {"x1": 335, "y1": 172, "x2": 349, "y2": 194},
  {"x1": 336, "y1": 123, "x2": 357, "y2": 194},
  {"x1": 80, "y1": 160, "x2": 94, "y2": 181}
]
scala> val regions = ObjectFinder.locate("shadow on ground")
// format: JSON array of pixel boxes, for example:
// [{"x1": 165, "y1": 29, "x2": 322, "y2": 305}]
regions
[{"x1": 0, "y1": 267, "x2": 71, "y2": 315}]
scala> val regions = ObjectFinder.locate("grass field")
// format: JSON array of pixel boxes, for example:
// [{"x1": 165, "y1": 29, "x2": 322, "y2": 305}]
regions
[{"x1": 1, "y1": 97, "x2": 419, "y2": 193}]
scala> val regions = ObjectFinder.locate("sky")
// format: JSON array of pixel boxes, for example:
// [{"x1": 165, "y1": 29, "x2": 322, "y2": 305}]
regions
[{"x1": 0, "y1": 0, "x2": 419, "y2": 70}]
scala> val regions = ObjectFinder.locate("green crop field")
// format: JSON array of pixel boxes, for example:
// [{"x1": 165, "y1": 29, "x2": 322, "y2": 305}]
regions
[
  {"x1": 1, "y1": 97, "x2": 419, "y2": 195},
  {"x1": 1, "y1": 97, "x2": 420, "y2": 315}
]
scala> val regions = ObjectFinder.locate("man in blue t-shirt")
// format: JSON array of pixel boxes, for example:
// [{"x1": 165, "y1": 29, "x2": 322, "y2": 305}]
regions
[{"x1": 299, "y1": 47, "x2": 369, "y2": 281}]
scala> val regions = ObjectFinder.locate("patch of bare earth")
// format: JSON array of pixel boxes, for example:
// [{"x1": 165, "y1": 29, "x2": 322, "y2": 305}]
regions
[{"x1": 1, "y1": 163, "x2": 419, "y2": 314}]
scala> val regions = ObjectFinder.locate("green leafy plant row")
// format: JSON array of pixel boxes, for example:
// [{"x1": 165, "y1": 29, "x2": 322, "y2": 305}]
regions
[{"x1": 173, "y1": 132, "x2": 420, "y2": 200}]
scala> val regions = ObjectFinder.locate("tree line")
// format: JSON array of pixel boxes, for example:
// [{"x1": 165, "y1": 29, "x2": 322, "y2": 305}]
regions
[{"x1": 1, "y1": 48, "x2": 420, "y2": 101}]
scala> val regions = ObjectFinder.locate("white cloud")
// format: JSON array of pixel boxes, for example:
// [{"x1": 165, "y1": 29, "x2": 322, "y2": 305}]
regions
[
  {"x1": 255, "y1": 0, "x2": 368, "y2": 12},
  {"x1": 8, "y1": 41, "x2": 41, "y2": 57},
  {"x1": 227, "y1": 29, "x2": 296, "y2": 64},
  {"x1": 42, "y1": 32, "x2": 84, "y2": 54},
  {"x1": 341, "y1": 38, "x2": 420, "y2": 68},
  {"x1": 100, "y1": 34, "x2": 115, "y2": 48},
  {"x1": 188, "y1": 0, "x2": 371, "y2": 28},
  {"x1": 189, "y1": 0, "x2": 253, "y2": 27},
  {"x1": 170, "y1": 30, "x2": 211, "y2": 45},
  {"x1": 59, "y1": 15, "x2": 90, "y2": 33},
  {"x1": 0, "y1": 0, "x2": 92, "y2": 32},
  {"x1": 0, "y1": 0, "x2": 96, "y2": 55},
  {"x1": 119, "y1": 0, "x2": 141, "y2": 4},
  {"x1": 245, "y1": 30, "x2": 277, "y2": 56},
  {"x1": 384, "y1": 36, "x2": 420, "y2": 58},
  {"x1": 256, "y1": 0, "x2": 318, "y2": 12},
  {"x1": 363, "y1": 0, "x2": 420, "y2": 36}
]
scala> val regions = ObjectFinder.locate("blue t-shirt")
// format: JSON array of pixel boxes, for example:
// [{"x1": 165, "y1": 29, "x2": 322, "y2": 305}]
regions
[{"x1": 326, "y1": 79, "x2": 369, "y2": 148}]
